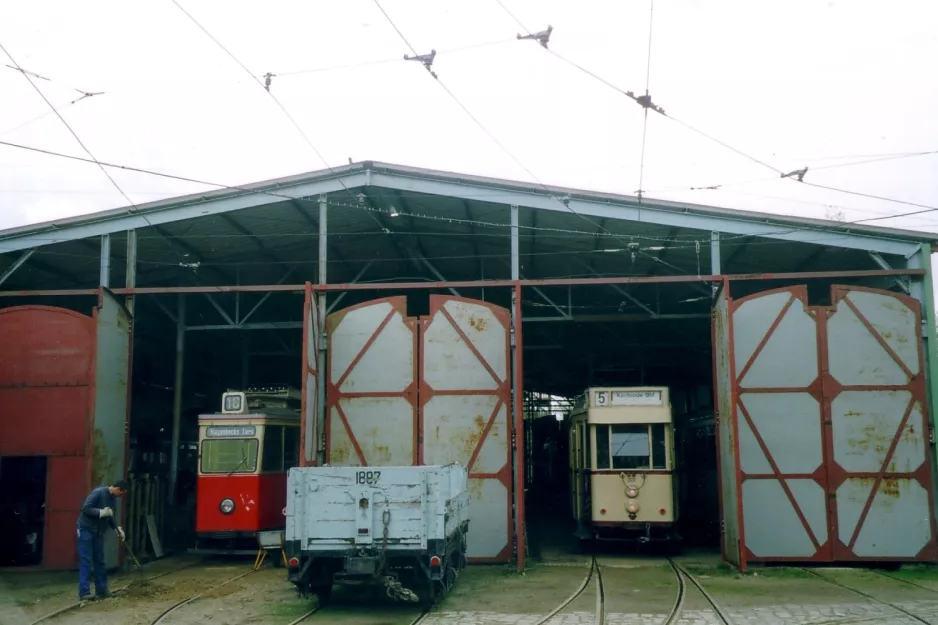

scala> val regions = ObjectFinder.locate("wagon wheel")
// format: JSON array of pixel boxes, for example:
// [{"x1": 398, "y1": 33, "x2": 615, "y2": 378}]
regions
[{"x1": 441, "y1": 563, "x2": 459, "y2": 594}]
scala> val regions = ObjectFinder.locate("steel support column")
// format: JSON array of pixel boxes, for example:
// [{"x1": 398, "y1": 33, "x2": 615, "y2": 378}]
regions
[
  {"x1": 510, "y1": 204, "x2": 519, "y2": 281},
  {"x1": 711, "y1": 231, "x2": 721, "y2": 297},
  {"x1": 125, "y1": 230, "x2": 137, "y2": 314},
  {"x1": 509, "y1": 203, "x2": 525, "y2": 568},
  {"x1": 512, "y1": 282, "x2": 526, "y2": 570},
  {"x1": 169, "y1": 293, "x2": 186, "y2": 504},
  {"x1": 316, "y1": 194, "x2": 328, "y2": 465},
  {"x1": 99, "y1": 234, "x2": 111, "y2": 288}
]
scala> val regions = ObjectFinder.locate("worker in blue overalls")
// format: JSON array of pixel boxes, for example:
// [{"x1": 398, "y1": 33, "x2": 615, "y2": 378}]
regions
[{"x1": 77, "y1": 479, "x2": 129, "y2": 601}]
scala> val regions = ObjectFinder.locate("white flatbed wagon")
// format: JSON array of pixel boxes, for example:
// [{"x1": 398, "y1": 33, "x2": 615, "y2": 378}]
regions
[{"x1": 285, "y1": 463, "x2": 469, "y2": 604}]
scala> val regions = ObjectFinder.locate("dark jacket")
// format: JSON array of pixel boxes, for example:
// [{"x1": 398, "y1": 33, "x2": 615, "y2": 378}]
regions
[{"x1": 77, "y1": 487, "x2": 118, "y2": 535}]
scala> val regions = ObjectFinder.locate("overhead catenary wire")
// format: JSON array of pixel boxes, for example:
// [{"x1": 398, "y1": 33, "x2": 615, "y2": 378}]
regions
[
  {"x1": 0, "y1": 41, "x2": 192, "y2": 266},
  {"x1": 170, "y1": 0, "x2": 388, "y2": 232},
  {"x1": 636, "y1": 0, "x2": 656, "y2": 201},
  {"x1": 0, "y1": 44, "x2": 132, "y2": 208},
  {"x1": 492, "y1": 3, "x2": 934, "y2": 218},
  {"x1": 371, "y1": 0, "x2": 671, "y2": 252}
]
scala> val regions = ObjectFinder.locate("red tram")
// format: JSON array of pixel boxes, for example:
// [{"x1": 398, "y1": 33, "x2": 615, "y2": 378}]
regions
[{"x1": 193, "y1": 386, "x2": 300, "y2": 554}]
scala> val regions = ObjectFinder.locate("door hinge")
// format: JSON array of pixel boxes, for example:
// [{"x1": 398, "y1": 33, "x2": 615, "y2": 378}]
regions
[{"x1": 510, "y1": 428, "x2": 517, "y2": 450}]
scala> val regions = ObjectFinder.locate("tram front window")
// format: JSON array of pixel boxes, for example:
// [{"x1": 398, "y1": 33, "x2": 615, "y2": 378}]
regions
[
  {"x1": 201, "y1": 438, "x2": 259, "y2": 474},
  {"x1": 594, "y1": 424, "x2": 668, "y2": 470},
  {"x1": 610, "y1": 425, "x2": 650, "y2": 469}
]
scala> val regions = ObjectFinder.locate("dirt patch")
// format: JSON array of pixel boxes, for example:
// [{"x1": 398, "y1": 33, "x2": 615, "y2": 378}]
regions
[{"x1": 118, "y1": 579, "x2": 175, "y2": 600}]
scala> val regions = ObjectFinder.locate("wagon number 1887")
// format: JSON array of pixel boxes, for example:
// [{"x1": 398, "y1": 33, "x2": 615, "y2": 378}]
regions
[{"x1": 356, "y1": 470, "x2": 381, "y2": 485}]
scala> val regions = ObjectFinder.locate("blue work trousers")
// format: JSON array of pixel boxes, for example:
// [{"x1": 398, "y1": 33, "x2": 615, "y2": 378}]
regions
[{"x1": 77, "y1": 527, "x2": 108, "y2": 597}]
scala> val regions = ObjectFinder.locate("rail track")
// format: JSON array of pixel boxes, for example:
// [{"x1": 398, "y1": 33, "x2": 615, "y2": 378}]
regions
[
  {"x1": 149, "y1": 569, "x2": 255, "y2": 624},
  {"x1": 800, "y1": 567, "x2": 934, "y2": 625},
  {"x1": 532, "y1": 555, "x2": 606, "y2": 625},
  {"x1": 665, "y1": 559, "x2": 734, "y2": 625},
  {"x1": 30, "y1": 558, "x2": 204, "y2": 624},
  {"x1": 283, "y1": 597, "x2": 433, "y2": 625}
]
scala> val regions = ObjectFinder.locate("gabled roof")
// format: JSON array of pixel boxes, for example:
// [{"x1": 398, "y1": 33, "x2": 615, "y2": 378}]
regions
[{"x1": 1, "y1": 160, "x2": 935, "y2": 258}]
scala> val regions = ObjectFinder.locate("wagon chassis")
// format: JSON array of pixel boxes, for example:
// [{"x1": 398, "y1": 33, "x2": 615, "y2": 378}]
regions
[{"x1": 289, "y1": 520, "x2": 469, "y2": 605}]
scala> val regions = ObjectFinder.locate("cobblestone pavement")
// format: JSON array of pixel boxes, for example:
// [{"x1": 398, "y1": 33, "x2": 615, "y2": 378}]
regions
[{"x1": 421, "y1": 600, "x2": 938, "y2": 624}]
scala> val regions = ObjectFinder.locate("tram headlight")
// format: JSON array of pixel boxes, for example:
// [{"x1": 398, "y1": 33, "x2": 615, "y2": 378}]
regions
[
  {"x1": 626, "y1": 500, "x2": 640, "y2": 514},
  {"x1": 626, "y1": 487, "x2": 639, "y2": 498},
  {"x1": 219, "y1": 498, "x2": 235, "y2": 515}
]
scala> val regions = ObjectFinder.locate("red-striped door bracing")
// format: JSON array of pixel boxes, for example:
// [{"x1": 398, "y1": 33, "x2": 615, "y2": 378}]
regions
[
  {"x1": 325, "y1": 297, "x2": 419, "y2": 466},
  {"x1": 825, "y1": 287, "x2": 937, "y2": 561},
  {"x1": 420, "y1": 296, "x2": 513, "y2": 562},
  {"x1": 715, "y1": 285, "x2": 936, "y2": 569}
]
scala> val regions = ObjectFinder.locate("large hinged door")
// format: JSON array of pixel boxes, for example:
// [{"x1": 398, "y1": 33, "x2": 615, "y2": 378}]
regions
[
  {"x1": 325, "y1": 297, "x2": 419, "y2": 466},
  {"x1": 420, "y1": 296, "x2": 512, "y2": 562},
  {"x1": 715, "y1": 285, "x2": 937, "y2": 568},
  {"x1": 318, "y1": 295, "x2": 514, "y2": 563}
]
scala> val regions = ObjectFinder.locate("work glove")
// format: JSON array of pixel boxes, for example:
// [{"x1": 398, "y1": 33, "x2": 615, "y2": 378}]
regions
[
  {"x1": 116, "y1": 526, "x2": 125, "y2": 542},
  {"x1": 100, "y1": 507, "x2": 114, "y2": 518}
]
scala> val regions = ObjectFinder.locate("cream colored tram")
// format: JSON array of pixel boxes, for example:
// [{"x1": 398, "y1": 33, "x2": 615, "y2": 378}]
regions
[{"x1": 569, "y1": 386, "x2": 680, "y2": 545}]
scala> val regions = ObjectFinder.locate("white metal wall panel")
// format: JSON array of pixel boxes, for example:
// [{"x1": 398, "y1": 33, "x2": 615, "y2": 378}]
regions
[
  {"x1": 92, "y1": 289, "x2": 132, "y2": 569},
  {"x1": 326, "y1": 297, "x2": 418, "y2": 466},
  {"x1": 300, "y1": 284, "x2": 321, "y2": 466},
  {"x1": 421, "y1": 296, "x2": 512, "y2": 563}
]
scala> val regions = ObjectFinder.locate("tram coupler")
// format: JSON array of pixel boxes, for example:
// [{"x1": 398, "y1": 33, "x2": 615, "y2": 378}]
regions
[{"x1": 638, "y1": 523, "x2": 652, "y2": 544}]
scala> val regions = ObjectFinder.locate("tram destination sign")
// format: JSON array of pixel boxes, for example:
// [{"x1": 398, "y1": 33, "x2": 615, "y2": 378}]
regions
[
  {"x1": 205, "y1": 425, "x2": 257, "y2": 438},
  {"x1": 595, "y1": 390, "x2": 662, "y2": 406}
]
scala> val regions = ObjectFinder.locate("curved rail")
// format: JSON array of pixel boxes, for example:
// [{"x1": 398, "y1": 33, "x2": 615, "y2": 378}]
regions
[
  {"x1": 30, "y1": 558, "x2": 204, "y2": 625},
  {"x1": 800, "y1": 568, "x2": 930, "y2": 625},
  {"x1": 150, "y1": 569, "x2": 255, "y2": 624},
  {"x1": 668, "y1": 560, "x2": 734, "y2": 625},
  {"x1": 533, "y1": 557, "x2": 597, "y2": 625},
  {"x1": 663, "y1": 558, "x2": 687, "y2": 625},
  {"x1": 868, "y1": 569, "x2": 938, "y2": 595},
  {"x1": 285, "y1": 605, "x2": 323, "y2": 625},
  {"x1": 593, "y1": 557, "x2": 605, "y2": 625}
]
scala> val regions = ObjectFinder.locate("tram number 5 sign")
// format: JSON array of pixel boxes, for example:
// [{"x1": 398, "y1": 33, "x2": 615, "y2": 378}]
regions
[{"x1": 356, "y1": 470, "x2": 381, "y2": 485}]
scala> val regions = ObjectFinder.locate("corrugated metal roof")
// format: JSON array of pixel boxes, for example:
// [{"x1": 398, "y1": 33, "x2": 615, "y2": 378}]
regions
[{"x1": 1, "y1": 160, "x2": 935, "y2": 251}]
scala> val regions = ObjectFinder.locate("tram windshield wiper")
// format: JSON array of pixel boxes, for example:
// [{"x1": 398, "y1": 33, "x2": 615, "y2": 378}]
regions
[{"x1": 227, "y1": 450, "x2": 249, "y2": 476}]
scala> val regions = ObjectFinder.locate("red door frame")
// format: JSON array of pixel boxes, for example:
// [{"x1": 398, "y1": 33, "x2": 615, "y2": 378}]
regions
[
  {"x1": 420, "y1": 295, "x2": 513, "y2": 563},
  {"x1": 722, "y1": 284, "x2": 937, "y2": 568}
]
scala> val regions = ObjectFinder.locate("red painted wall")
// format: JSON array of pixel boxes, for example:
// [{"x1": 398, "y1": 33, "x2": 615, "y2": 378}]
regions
[{"x1": 0, "y1": 306, "x2": 95, "y2": 569}]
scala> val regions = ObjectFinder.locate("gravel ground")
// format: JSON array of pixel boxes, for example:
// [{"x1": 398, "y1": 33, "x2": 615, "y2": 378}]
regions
[{"x1": 5, "y1": 551, "x2": 938, "y2": 625}]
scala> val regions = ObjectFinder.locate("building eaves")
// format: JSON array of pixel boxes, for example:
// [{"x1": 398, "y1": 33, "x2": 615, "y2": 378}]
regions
[{"x1": 0, "y1": 160, "x2": 935, "y2": 257}]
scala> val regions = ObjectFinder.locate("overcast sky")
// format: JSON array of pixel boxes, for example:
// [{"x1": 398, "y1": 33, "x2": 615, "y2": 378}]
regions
[{"x1": 1, "y1": 1, "x2": 937, "y2": 253}]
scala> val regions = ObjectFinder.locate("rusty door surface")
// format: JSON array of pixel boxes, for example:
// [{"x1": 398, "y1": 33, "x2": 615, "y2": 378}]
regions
[
  {"x1": 420, "y1": 296, "x2": 512, "y2": 562},
  {"x1": 325, "y1": 297, "x2": 419, "y2": 466},
  {"x1": 91, "y1": 289, "x2": 134, "y2": 569},
  {"x1": 716, "y1": 285, "x2": 936, "y2": 568},
  {"x1": 825, "y1": 287, "x2": 936, "y2": 561},
  {"x1": 0, "y1": 305, "x2": 95, "y2": 570},
  {"x1": 712, "y1": 285, "x2": 743, "y2": 567},
  {"x1": 300, "y1": 283, "x2": 321, "y2": 466}
]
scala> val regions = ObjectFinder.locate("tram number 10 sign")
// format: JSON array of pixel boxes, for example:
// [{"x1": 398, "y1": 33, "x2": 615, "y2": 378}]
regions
[{"x1": 356, "y1": 470, "x2": 381, "y2": 485}]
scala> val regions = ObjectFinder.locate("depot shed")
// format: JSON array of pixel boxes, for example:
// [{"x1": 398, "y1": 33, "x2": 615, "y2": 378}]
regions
[{"x1": 1, "y1": 160, "x2": 937, "y2": 571}]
